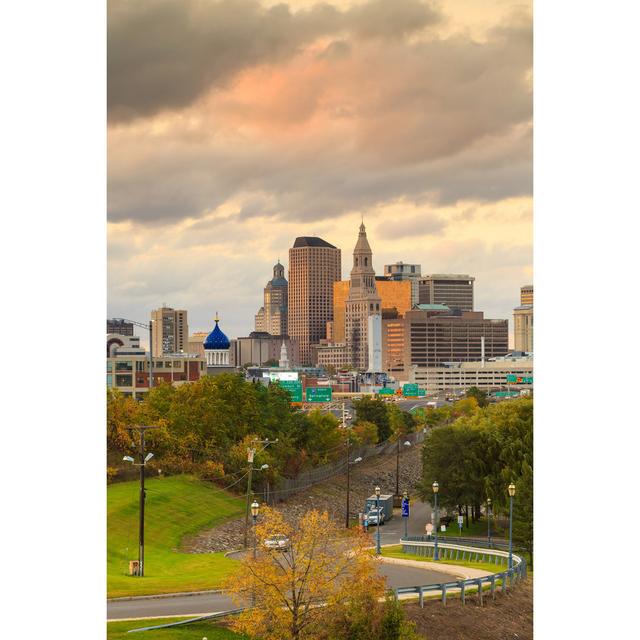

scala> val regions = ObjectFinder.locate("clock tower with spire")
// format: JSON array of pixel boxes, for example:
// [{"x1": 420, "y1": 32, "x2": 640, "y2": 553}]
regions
[{"x1": 345, "y1": 222, "x2": 381, "y2": 370}]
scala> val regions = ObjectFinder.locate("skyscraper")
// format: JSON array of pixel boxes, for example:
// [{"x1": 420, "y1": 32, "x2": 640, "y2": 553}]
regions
[
  {"x1": 418, "y1": 274, "x2": 475, "y2": 312},
  {"x1": 150, "y1": 305, "x2": 188, "y2": 357},
  {"x1": 288, "y1": 237, "x2": 341, "y2": 365},
  {"x1": 384, "y1": 262, "x2": 422, "y2": 307},
  {"x1": 107, "y1": 318, "x2": 134, "y2": 336},
  {"x1": 514, "y1": 285, "x2": 533, "y2": 352},
  {"x1": 345, "y1": 223, "x2": 382, "y2": 370},
  {"x1": 255, "y1": 261, "x2": 288, "y2": 335}
]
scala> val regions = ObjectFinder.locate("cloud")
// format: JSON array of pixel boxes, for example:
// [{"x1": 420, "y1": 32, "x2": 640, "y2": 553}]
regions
[{"x1": 108, "y1": 0, "x2": 441, "y2": 123}]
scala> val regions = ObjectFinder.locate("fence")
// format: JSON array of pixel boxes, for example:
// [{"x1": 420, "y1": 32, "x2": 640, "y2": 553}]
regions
[
  {"x1": 270, "y1": 430, "x2": 426, "y2": 502},
  {"x1": 394, "y1": 538, "x2": 527, "y2": 607}
]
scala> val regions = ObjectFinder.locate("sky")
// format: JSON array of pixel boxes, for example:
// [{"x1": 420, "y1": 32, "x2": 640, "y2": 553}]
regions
[{"x1": 107, "y1": 0, "x2": 532, "y2": 345}]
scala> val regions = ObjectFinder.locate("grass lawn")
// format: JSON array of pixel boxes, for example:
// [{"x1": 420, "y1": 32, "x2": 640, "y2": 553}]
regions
[
  {"x1": 107, "y1": 617, "x2": 247, "y2": 640},
  {"x1": 439, "y1": 517, "x2": 506, "y2": 539},
  {"x1": 108, "y1": 475, "x2": 245, "y2": 598},
  {"x1": 381, "y1": 545, "x2": 503, "y2": 574}
]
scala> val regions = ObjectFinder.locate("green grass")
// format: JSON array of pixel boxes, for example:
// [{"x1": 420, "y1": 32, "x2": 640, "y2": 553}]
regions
[
  {"x1": 107, "y1": 617, "x2": 247, "y2": 640},
  {"x1": 381, "y1": 545, "x2": 504, "y2": 574},
  {"x1": 108, "y1": 475, "x2": 245, "y2": 598},
  {"x1": 439, "y1": 517, "x2": 506, "y2": 539}
]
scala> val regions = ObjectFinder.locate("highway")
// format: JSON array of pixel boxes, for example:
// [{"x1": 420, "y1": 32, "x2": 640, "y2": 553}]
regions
[{"x1": 108, "y1": 560, "x2": 454, "y2": 620}]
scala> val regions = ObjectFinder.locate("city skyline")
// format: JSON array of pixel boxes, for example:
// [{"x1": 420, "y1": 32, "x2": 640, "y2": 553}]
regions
[{"x1": 108, "y1": 0, "x2": 532, "y2": 343}]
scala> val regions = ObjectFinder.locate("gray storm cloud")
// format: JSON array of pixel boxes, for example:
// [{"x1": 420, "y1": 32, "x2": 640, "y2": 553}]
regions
[{"x1": 108, "y1": 0, "x2": 441, "y2": 123}]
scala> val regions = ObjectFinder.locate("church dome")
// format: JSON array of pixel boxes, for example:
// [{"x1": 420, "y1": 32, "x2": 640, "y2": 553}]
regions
[{"x1": 203, "y1": 315, "x2": 230, "y2": 350}]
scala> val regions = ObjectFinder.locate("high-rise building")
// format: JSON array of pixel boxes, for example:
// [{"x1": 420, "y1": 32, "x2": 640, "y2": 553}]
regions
[
  {"x1": 418, "y1": 274, "x2": 475, "y2": 312},
  {"x1": 332, "y1": 279, "x2": 412, "y2": 344},
  {"x1": 395, "y1": 308, "x2": 508, "y2": 374},
  {"x1": 520, "y1": 285, "x2": 534, "y2": 305},
  {"x1": 255, "y1": 261, "x2": 288, "y2": 335},
  {"x1": 187, "y1": 331, "x2": 209, "y2": 357},
  {"x1": 234, "y1": 332, "x2": 299, "y2": 368},
  {"x1": 288, "y1": 237, "x2": 341, "y2": 365},
  {"x1": 514, "y1": 285, "x2": 533, "y2": 352},
  {"x1": 107, "y1": 318, "x2": 134, "y2": 336},
  {"x1": 513, "y1": 305, "x2": 533, "y2": 352},
  {"x1": 150, "y1": 305, "x2": 188, "y2": 357},
  {"x1": 384, "y1": 262, "x2": 422, "y2": 307},
  {"x1": 345, "y1": 223, "x2": 382, "y2": 370}
]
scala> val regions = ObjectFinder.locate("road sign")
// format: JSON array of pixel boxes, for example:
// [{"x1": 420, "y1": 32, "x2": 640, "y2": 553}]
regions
[
  {"x1": 278, "y1": 380, "x2": 302, "y2": 402},
  {"x1": 506, "y1": 374, "x2": 533, "y2": 384},
  {"x1": 425, "y1": 523, "x2": 433, "y2": 533},
  {"x1": 306, "y1": 387, "x2": 333, "y2": 402},
  {"x1": 440, "y1": 525, "x2": 446, "y2": 532},
  {"x1": 378, "y1": 387, "x2": 394, "y2": 395},
  {"x1": 401, "y1": 498, "x2": 410, "y2": 518},
  {"x1": 457, "y1": 515, "x2": 464, "y2": 525},
  {"x1": 402, "y1": 383, "x2": 419, "y2": 397},
  {"x1": 417, "y1": 389, "x2": 426, "y2": 397}
]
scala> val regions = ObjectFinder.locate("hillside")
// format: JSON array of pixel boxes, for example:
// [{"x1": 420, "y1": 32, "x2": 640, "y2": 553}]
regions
[{"x1": 108, "y1": 475, "x2": 244, "y2": 597}]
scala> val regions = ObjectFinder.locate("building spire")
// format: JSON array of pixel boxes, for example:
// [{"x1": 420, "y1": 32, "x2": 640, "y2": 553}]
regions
[{"x1": 215, "y1": 311, "x2": 219, "y2": 323}]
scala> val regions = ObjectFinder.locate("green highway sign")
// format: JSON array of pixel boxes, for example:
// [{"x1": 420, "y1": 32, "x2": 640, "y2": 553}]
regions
[
  {"x1": 494, "y1": 391, "x2": 520, "y2": 398},
  {"x1": 306, "y1": 387, "x2": 333, "y2": 402},
  {"x1": 278, "y1": 379, "x2": 303, "y2": 402},
  {"x1": 378, "y1": 388, "x2": 395, "y2": 395},
  {"x1": 417, "y1": 389, "x2": 426, "y2": 397},
  {"x1": 506, "y1": 374, "x2": 533, "y2": 384},
  {"x1": 402, "y1": 383, "x2": 419, "y2": 397}
]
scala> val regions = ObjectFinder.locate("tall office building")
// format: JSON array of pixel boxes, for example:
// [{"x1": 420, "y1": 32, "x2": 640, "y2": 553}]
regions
[
  {"x1": 107, "y1": 318, "x2": 134, "y2": 336},
  {"x1": 404, "y1": 309, "x2": 508, "y2": 369},
  {"x1": 520, "y1": 285, "x2": 533, "y2": 305},
  {"x1": 288, "y1": 237, "x2": 341, "y2": 365},
  {"x1": 418, "y1": 274, "x2": 475, "y2": 311},
  {"x1": 384, "y1": 262, "x2": 422, "y2": 307},
  {"x1": 345, "y1": 223, "x2": 382, "y2": 370},
  {"x1": 513, "y1": 305, "x2": 533, "y2": 352},
  {"x1": 150, "y1": 305, "x2": 188, "y2": 357},
  {"x1": 255, "y1": 261, "x2": 288, "y2": 336},
  {"x1": 332, "y1": 278, "x2": 412, "y2": 344}
]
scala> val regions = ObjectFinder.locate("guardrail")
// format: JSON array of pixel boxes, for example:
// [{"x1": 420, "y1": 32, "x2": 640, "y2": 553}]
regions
[
  {"x1": 401, "y1": 534, "x2": 520, "y2": 552},
  {"x1": 394, "y1": 538, "x2": 527, "y2": 607}
]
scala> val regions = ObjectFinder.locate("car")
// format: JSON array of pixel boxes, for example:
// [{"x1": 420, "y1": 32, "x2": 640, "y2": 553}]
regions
[
  {"x1": 365, "y1": 508, "x2": 385, "y2": 526},
  {"x1": 263, "y1": 534, "x2": 290, "y2": 551}
]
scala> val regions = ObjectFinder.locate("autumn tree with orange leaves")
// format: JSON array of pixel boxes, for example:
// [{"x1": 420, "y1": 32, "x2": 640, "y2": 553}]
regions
[{"x1": 224, "y1": 507, "x2": 418, "y2": 640}]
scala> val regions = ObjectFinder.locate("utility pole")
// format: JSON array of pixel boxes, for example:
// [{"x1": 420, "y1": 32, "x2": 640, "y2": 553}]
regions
[{"x1": 244, "y1": 437, "x2": 277, "y2": 548}]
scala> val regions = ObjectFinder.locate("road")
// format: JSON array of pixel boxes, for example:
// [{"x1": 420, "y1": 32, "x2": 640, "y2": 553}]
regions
[
  {"x1": 366, "y1": 497, "x2": 433, "y2": 546},
  {"x1": 107, "y1": 558, "x2": 453, "y2": 620}
]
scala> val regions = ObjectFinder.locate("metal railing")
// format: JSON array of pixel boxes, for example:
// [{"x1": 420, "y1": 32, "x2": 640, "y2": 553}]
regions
[{"x1": 394, "y1": 538, "x2": 527, "y2": 607}]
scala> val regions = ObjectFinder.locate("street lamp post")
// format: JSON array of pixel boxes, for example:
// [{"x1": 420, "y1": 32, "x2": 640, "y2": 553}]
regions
[
  {"x1": 251, "y1": 501, "x2": 260, "y2": 560},
  {"x1": 375, "y1": 485, "x2": 381, "y2": 556},
  {"x1": 395, "y1": 439, "x2": 411, "y2": 498},
  {"x1": 123, "y1": 425, "x2": 159, "y2": 577},
  {"x1": 508, "y1": 483, "x2": 516, "y2": 570},
  {"x1": 487, "y1": 497, "x2": 492, "y2": 547},
  {"x1": 432, "y1": 481, "x2": 439, "y2": 561},
  {"x1": 403, "y1": 490, "x2": 409, "y2": 539},
  {"x1": 345, "y1": 454, "x2": 362, "y2": 528}
]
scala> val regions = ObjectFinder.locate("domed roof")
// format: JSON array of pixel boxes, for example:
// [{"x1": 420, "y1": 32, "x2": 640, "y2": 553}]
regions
[{"x1": 203, "y1": 314, "x2": 230, "y2": 350}]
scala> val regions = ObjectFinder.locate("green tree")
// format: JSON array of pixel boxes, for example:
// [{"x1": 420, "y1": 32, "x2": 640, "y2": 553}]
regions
[
  {"x1": 352, "y1": 396, "x2": 391, "y2": 442},
  {"x1": 512, "y1": 460, "x2": 533, "y2": 566},
  {"x1": 466, "y1": 386, "x2": 488, "y2": 407}
]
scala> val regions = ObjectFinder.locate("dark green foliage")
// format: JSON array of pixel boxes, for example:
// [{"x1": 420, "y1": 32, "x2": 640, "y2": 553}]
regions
[
  {"x1": 352, "y1": 396, "x2": 391, "y2": 442},
  {"x1": 420, "y1": 398, "x2": 533, "y2": 556},
  {"x1": 466, "y1": 385, "x2": 488, "y2": 407}
]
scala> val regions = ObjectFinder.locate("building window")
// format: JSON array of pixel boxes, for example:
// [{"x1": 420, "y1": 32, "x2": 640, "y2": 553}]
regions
[
  {"x1": 115, "y1": 361, "x2": 132, "y2": 371},
  {"x1": 107, "y1": 374, "x2": 113, "y2": 387},
  {"x1": 115, "y1": 374, "x2": 132, "y2": 387},
  {"x1": 107, "y1": 361, "x2": 112, "y2": 372}
]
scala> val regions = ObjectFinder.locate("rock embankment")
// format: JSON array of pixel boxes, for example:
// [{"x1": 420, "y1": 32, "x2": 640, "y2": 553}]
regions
[{"x1": 183, "y1": 443, "x2": 423, "y2": 553}]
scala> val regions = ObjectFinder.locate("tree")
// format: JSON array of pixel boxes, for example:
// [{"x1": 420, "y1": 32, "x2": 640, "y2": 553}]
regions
[
  {"x1": 225, "y1": 508, "x2": 385, "y2": 640},
  {"x1": 466, "y1": 386, "x2": 488, "y2": 407},
  {"x1": 352, "y1": 397, "x2": 391, "y2": 442},
  {"x1": 351, "y1": 420, "x2": 378, "y2": 446},
  {"x1": 512, "y1": 461, "x2": 533, "y2": 566}
]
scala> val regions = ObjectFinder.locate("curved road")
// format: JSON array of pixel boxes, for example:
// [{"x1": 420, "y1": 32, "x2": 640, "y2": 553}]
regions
[{"x1": 107, "y1": 561, "x2": 455, "y2": 620}]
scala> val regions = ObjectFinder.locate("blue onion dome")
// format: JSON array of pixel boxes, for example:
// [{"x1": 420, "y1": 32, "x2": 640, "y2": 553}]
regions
[{"x1": 203, "y1": 313, "x2": 230, "y2": 350}]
